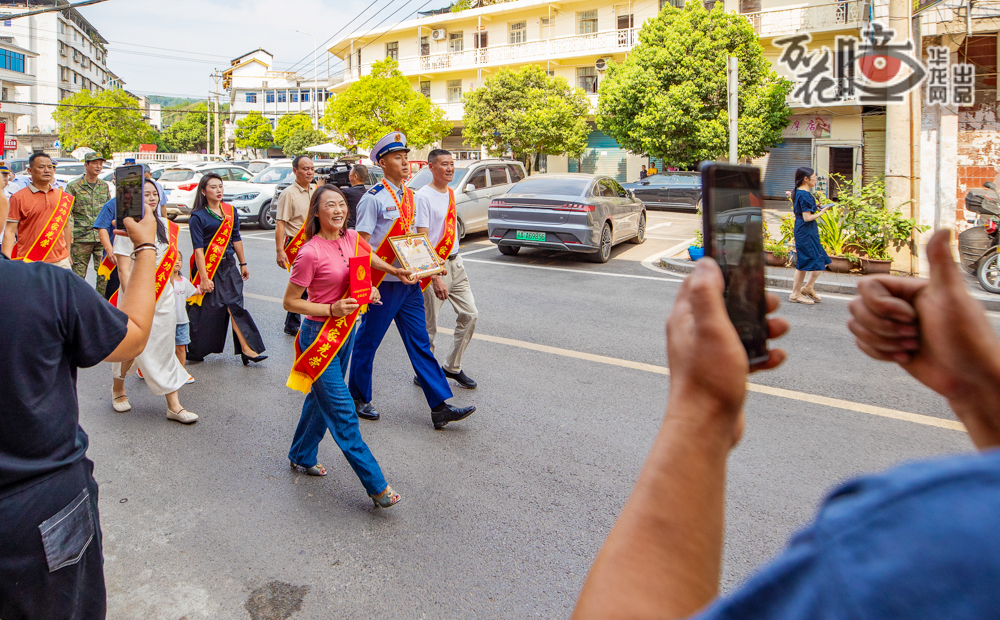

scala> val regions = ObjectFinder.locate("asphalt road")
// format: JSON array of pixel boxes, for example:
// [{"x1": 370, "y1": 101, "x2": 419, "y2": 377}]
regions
[{"x1": 76, "y1": 212, "x2": 978, "y2": 619}]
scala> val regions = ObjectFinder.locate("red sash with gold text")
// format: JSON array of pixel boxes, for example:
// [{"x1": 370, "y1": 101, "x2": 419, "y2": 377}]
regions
[
  {"x1": 420, "y1": 187, "x2": 458, "y2": 291},
  {"x1": 371, "y1": 181, "x2": 414, "y2": 287},
  {"x1": 286, "y1": 234, "x2": 368, "y2": 395},
  {"x1": 283, "y1": 224, "x2": 308, "y2": 271},
  {"x1": 187, "y1": 203, "x2": 234, "y2": 306},
  {"x1": 109, "y1": 220, "x2": 180, "y2": 307},
  {"x1": 12, "y1": 190, "x2": 73, "y2": 262},
  {"x1": 97, "y1": 253, "x2": 116, "y2": 280}
]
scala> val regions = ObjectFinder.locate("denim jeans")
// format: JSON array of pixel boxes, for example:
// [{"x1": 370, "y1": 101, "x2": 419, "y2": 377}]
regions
[{"x1": 288, "y1": 318, "x2": 388, "y2": 497}]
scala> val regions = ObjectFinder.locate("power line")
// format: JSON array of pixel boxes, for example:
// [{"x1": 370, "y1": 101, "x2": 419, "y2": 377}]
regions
[
  {"x1": 285, "y1": 0, "x2": 399, "y2": 75},
  {"x1": 2, "y1": 0, "x2": 112, "y2": 19}
]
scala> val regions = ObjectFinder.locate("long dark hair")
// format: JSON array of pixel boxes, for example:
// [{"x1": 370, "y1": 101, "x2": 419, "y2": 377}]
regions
[
  {"x1": 794, "y1": 167, "x2": 815, "y2": 190},
  {"x1": 191, "y1": 172, "x2": 223, "y2": 212},
  {"x1": 145, "y1": 179, "x2": 167, "y2": 244},
  {"x1": 305, "y1": 184, "x2": 348, "y2": 241}
]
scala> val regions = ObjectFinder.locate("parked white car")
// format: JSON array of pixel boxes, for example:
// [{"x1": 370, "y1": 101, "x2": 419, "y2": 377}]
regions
[
  {"x1": 53, "y1": 159, "x2": 85, "y2": 184},
  {"x1": 222, "y1": 163, "x2": 295, "y2": 229},
  {"x1": 159, "y1": 163, "x2": 253, "y2": 218}
]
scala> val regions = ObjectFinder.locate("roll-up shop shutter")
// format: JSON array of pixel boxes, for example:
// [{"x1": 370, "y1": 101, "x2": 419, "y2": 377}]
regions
[
  {"x1": 752, "y1": 138, "x2": 813, "y2": 199},
  {"x1": 442, "y1": 129, "x2": 467, "y2": 152},
  {"x1": 862, "y1": 115, "x2": 886, "y2": 187},
  {"x1": 571, "y1": 130, "x2": 629, "y2": 182}
]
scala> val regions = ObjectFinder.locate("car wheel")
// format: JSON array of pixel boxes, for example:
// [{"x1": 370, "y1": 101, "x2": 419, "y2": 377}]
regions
[
  {"x1": 977, "y1": 253, "x2": 1000, "y2": 294},
  {"x1": 629, "y1": 212, "x2": 646, "y2": 244},
  {"x1": 457, "y1": 217, "x2": 466, "y2": 241},
  {"x1": 498, "y1": 244, "x2": 520, "y2": 256},
  {"x1": 167, "y1": 213, "x2": 177, "y2": 221},
  {"x1": 258, "y1": 200, "x2": 275, "y2": 229},
  {"x1": 590, "y1": 222, "x2": 613, "y2": 263}
]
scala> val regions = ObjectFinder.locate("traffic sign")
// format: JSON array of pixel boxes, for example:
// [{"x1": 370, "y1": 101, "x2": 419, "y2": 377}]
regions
[{"x1": 53, "y1": 140, "x2": 61, "y2": 148}]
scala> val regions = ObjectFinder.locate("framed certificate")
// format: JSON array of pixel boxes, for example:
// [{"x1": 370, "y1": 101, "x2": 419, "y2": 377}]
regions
[{"x1": 388, "y1": 233, "x2": 445, "y2": 279}]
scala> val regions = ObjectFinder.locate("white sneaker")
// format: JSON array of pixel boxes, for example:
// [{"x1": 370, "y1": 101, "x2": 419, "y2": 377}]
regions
[
  {"x1": 167, "y1": 408, "x2": 198, "y2": 424},
  {"x1": 185, "y1": 373, "x2": 195, "y2": 385}
]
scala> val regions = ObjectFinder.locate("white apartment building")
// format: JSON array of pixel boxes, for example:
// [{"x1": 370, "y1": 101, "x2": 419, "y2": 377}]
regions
[
  {"x1": 223, "y1": 48, "x2": 331, "y2": 131},
  {"x1": 134, "y1": 94, "x2": 162, "y2": 130},
  {"x1": 0, "y1": 34, "x2": 37, "y2": 158},
  {"x1": 0, "y1": 0, "x2": 116, "y2": 156}
]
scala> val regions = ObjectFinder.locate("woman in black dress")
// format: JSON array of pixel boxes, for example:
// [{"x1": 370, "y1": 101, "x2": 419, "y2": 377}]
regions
[
  {"x1": 790, "y1": 167, "x2": 832, "y2": 305},
  {"x1": 186, "y1": 172, "x2": 267, "y2": 364}
]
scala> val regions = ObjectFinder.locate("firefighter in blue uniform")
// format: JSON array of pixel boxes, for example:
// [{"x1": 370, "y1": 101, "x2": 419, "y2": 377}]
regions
[{"x1": 349, "y1": 131, "x2": 476, "y2": 430}]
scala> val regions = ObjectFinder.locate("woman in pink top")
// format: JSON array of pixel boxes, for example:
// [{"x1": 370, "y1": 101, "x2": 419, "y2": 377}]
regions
[{"x1": 283, "y1": 185, "x2": 411, "y2": 509}]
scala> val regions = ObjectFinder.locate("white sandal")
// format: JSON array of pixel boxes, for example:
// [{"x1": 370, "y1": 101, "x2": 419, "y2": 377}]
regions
[
  {"x1": 167, "y1": 408, "x2": 198, "y2": 424},
  {"x1": 112, "y1": 394, "x2": 131, "y2": 413}
]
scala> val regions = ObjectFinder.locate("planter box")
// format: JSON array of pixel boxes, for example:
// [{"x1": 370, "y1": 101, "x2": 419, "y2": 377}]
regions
[
  {"x1": 861, "y1": 257, "x2": 892, "y2": 274},
  {"x1": 826, "y1": 256, "x2": 857, "y2": 273},
  {"x1": 764, "y1": 250, "x2": 787, "y2": 266},
  {"x1": 688, "y1": 246, "x2": 705, "y2": 260}
]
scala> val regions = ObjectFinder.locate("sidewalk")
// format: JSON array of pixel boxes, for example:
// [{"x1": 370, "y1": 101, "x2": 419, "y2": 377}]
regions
[{"x1": 658, "y1": 256, "x2": 1000, "y2": 312}]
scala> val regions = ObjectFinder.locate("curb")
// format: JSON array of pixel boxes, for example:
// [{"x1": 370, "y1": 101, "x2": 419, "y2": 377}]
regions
[{"x1": 658, "y1": 257, "x2": 1000, "y2": 311}]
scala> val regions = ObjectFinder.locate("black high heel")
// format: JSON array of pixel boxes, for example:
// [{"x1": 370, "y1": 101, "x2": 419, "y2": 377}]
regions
[{"x1": 241, "y1": 352, "x2": 268, "y2": 365}]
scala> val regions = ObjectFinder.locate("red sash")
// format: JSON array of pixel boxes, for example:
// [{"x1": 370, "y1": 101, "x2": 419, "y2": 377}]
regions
[
  {"x1": 287, "y1": 234, "x2": 368, "y2": 395},
  {"x1": 283, "y1": 224, "x2": 308, "y2": 271},
  {"x1": 97, "y1": 253, "x2": 116, "y2": 280},
  {"x1": 109, "y1": 220, "x2": 180, "y2": 307},
  {"x1": 420, "y1": 187, "x2": 458, "y2": 291},
  {"x1": 371, "y1": 180, "x2": 415, "y2": 286},
  {"x1": 12, "y1": 190, "x2": 73, "y2": 262},
  {"x1": 187, "y1": 203, "x2": 234, "y2": 306}
]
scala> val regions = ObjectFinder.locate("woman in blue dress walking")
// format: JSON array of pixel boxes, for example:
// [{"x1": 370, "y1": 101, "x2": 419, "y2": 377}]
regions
[{"x1": 790, "y1": 167, "x2": 831, "y2": 305}]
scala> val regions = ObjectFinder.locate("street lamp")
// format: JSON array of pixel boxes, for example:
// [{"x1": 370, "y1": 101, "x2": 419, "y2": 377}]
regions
[{"x1": 296, "y1": 29, "x2": 319, "y2": 129}]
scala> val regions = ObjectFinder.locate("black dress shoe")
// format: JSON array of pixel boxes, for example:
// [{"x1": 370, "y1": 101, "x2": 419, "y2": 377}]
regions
[
  {"x1": 354, "y1": 398, "x2": 380, "y2": 421},
  {"x1": 431, "y1": 403, "x2": 475, "y2": 430},
  {"x1": 241, "y1": 353, "x2": 268, "y2": 366},
  {"x1": 444, "y1": 369, "x2": 477, "y2": 389},
  {"x1": 413, "y1": 375, "x2": 421, "y2": 387},
  {"x1": 284, "y1": 328, "x2": 299, "y2": 336}
]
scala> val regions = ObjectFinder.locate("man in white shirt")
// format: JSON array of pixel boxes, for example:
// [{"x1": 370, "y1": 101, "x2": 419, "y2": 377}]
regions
[{"x1": 415, "y1": 149, "x2": 479, "y2": 389}]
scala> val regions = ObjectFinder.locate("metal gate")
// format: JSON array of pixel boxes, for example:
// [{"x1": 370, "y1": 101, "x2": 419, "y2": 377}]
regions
[
  {"x1": 569, "y1": 130, "x2": 628, "y2": 182},
  {"x1": 752, "y1": 138, "x2": 813, "y2": 199},
  {"x1": 862, "y1": 115, "x2": 886, "y2": 187}
]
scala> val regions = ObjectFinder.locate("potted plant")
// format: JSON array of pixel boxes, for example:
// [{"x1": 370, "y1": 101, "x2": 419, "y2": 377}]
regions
[
  {"x1": 816, "y1": 203, "x2": 859, "y2": 273},
  {"x1": 762, "y1": 218, "x2": 788, "y2": 266},
  {"x1": 688, "y1": 230, "x2": 705, "y2": 260}
]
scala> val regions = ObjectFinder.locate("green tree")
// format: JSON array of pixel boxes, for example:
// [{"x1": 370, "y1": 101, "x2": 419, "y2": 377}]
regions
[
  {"x1": 273, "y1": 114, "x2": 314, "y2": 150},
  {"x1": 281, "y1": 128, "x2": 330, "y2": 157},
  {"x1": 322, "y1": 58, "x2": 451, "y2": 152},
  {"x1": 52, "y1": 89, "x2": 155, "y2": 157},
  {"x1": 234, "y1": 111, "x2": 274, "y2": 158},
  {"x1": 596, "y1": 2, "x2": 792, "y2": 168},
  {"x1": 159, "y1": 102, "x2": 220, "y2": 153},
  {"x1": 462, "y1": 65, "x2": 590, "y2": 174}
]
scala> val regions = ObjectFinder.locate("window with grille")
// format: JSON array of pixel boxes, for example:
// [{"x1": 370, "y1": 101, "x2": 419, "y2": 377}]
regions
[
  {"x1": 290, "y1": 91, "x2": 299, "y2": 102},
  {"x1": 246, "y1": 92, "x2": 257, "y2": 103},
  {"x1": 386, "y1": 41, "x2": 398, "y2": 61},
  {"x1": 420, "y1": 36, "x2": 429, "y2": 56},
  {"x1": 577, "y1": 66, "x2": 598, "y2": 93},
  {"x1": 266, "y1": 91, "x2": 275, "y2": 103},
  {"x1": 509, "y1": 21, "x2": 526, "y2": 44},
  {"x1": 449, "y1": 32, "x2": 464, "y2": 52},
  {"x1": 278, "y1": 91, "x2": 287, "y2": 103},
  {"x1": 578, "y1": 10, "x2": 598, "y2": 34},
  {"x1": 447, "y1": 79, "x2": 462, "y2": 103},
  {"x1": 420, "y1": 80, "x2": 431, "y2": 97}
]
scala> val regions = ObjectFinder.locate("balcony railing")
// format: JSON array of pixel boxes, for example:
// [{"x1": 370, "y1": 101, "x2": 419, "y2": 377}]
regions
[
  {"x1": 331, "y1": 28, "x2": 638, "y2": 87},
  {"x1": 743, "y1": 0, "x2": 867, "y2": 37}
]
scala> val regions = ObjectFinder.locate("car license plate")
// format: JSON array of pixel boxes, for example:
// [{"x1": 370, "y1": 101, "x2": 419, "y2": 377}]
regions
[
  {"x1": 516, "y1": 230, "x2": 545, "y2": 241},
  {"x1": 163, "y1": 189, "x2": 171, "y2": 196}
]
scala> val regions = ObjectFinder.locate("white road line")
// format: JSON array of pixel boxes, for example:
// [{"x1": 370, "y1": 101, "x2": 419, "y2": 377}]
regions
[
  {"x1": 458, "y1": 245, "x2": 498, "y2": 257},
  {"x1": 646, "y1": 222, "x2": 674, "y2": 231},
  {"x1": 461, "y1": 258, "x2": 683, "y2": 282},
  {"x1": 640, "y1": 239, "x2": 694, "y2": 275}
]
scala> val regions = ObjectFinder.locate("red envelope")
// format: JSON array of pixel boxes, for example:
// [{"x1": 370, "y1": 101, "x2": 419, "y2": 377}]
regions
[{"x1": 349, "y1": 254, "x2": 372, "y2": 305}]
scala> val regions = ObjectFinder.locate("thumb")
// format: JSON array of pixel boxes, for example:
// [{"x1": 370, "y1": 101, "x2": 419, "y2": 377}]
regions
[
  {"x1": 687, "y1": 259, "x2": 729, "y2": 326},
  {"x1": 926, "y1": 229, "x2": 961, "y2": 289}
]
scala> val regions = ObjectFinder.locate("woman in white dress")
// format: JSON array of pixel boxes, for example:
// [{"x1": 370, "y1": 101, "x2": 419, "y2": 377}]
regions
[{"x1": 110, "y1": 180, "x2": 198, "y2": 424}]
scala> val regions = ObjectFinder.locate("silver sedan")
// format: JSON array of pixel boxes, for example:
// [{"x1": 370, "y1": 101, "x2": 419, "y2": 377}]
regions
[{"x1": 487, "y1": 174, "x2": 646, "y2": 263}]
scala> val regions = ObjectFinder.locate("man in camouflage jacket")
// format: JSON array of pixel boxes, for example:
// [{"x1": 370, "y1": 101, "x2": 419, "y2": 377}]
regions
[{"x1": 66, "y1": 152, "x2": 111, "y2": 295}]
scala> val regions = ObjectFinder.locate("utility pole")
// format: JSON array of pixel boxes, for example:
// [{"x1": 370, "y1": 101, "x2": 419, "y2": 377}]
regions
[
  {"x1": 212, "y1": 70, "x2": 221, "y2": 156},
  {"x1": 296, "y1": 30, "x2": 318, "y2": 128},
  {"x1": 885, "y1": 0, "x2": 914, "y2": 270},
  {"x1": 727, "y1": 56, "x2": 738, "y2": 163}
]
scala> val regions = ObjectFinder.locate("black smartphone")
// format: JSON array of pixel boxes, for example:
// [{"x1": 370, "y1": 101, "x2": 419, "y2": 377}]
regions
[
  {"x1": 115, "y1": 164, "x2": 144, "y2": 229},
  {"x1": 699, "y1": 162, "x2": 769, "y2": 365}
]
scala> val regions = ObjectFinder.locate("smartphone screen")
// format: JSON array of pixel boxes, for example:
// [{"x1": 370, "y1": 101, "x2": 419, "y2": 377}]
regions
[
  {"x1": 700, "y1": 162, "x2": 768, "y2": 364},
  {"x1": 115, "y1": 164, "x2": 144, "y2": 229}
]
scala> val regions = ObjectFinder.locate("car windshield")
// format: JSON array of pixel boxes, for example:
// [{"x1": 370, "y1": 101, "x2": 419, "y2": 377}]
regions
[
  {"x1": 247, "y1": 162, "x2": 270, "y2": 173},
  {"x1": 55, "y1": 164, "x2": 86, "y2": 176},
  {"x1": 509, "y1": 177, "x2": 590, "y2": 196},
  {"x1": 408, "y1": 166, "x2": 469, "y2": 190},
  {"x1": 251, "y1": 166, "x2": 293, "y2": 184},
  {"x1": 159, "y1": 169, "x2": 196, "y2": 182}
]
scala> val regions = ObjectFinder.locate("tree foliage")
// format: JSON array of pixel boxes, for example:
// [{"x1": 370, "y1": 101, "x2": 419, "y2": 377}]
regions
[
  {"x1": 322, "y1": 58, "x2": 451, "y2": 151},
  {"x1": 52, "y1": 89, "x2": 155, "y2": 157},
  {"x1": 273, "y1": 114, "x2": 314, "y2": 149},
  {"x1": 596, "y1": 2, "x2": 792, "y2": 167},
  {"x1": 281, "y1": 129, "x2": 330, "y2": 157},
  {"x1": 234, "y1": 111, "x2": 274, "y2": 157},
  {"x1": 159, "y1": 101, "x2": 220, "y2": 153},
  {"x1": 462, "y1": 65, "x2": 590, "y2": 174}
]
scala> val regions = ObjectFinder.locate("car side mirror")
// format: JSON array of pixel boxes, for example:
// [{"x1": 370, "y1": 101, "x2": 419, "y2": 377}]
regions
[
  {"x1": 466, "y1": 184, "x2": 476, "y2": 193},
  {"x1": 986, "y1": 181, "x2": 997, "y2": 191},
  {"x1": 626, "y1": 190, "x2": 633, "y2": 198}
]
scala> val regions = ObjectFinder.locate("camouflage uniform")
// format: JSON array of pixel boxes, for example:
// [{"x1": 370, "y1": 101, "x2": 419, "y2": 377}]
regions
[{"x1": 66, "y1": 175, "x2": 112, "y2": 295}]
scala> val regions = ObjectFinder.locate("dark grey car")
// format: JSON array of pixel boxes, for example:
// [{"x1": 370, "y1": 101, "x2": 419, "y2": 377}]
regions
[
  {"x1": 487, "y1": 174, "x2": 646, "y2": 263},
  {"x1": 622, "y1": 172, "x2": 702, "y2": 210}
]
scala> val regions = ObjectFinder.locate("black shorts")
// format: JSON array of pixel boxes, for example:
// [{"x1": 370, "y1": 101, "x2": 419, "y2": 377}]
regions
[{"x1": 0, "y1": 459, "x2": 106, "y2": 620}]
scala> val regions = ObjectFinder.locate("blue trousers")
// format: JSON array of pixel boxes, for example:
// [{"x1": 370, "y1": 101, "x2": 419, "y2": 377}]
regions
[
  {"x1": 288, "y1": 319, "x2": 387, "y2": 497},
  {"x1": 349, "y1": 281, "x2": 453, "y2": 409}
]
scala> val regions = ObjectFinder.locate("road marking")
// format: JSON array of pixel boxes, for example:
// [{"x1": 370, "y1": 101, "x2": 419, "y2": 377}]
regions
[
  {"x1": 458, "y1": 245, "x2": 497, "y2": 257},
  {"x1": 640, "y1": 239, "x2": 694, "y2": 275},
  {"x1": 646, "y1": 222, "x2": 674, "y2": 231},
  {"x1": 243, "y1": 291, "x2": 964, "y2": 433},
  {"x1": 461, "y1": 258, "x2": 684, "y2": 282}
]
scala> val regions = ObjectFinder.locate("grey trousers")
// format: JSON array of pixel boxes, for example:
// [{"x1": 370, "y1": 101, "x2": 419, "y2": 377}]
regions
[{"x1": 423, "y1": 254, "x2": 478, "y2": 373}]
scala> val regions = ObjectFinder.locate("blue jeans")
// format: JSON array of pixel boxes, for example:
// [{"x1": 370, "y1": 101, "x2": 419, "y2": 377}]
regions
[{"x1": 288, "y1": 318, "x2": 388, "y2": 497}]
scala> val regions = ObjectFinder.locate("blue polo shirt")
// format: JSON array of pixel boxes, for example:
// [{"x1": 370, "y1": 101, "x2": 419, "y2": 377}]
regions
[{"x1": 693, "y1": 449, "x2": 1000, "y2": 620}]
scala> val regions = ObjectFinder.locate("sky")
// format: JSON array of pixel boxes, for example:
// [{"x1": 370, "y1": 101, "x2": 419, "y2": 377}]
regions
[{"x1": 79, "y1": 0, "x2": 447, "y2": 101}]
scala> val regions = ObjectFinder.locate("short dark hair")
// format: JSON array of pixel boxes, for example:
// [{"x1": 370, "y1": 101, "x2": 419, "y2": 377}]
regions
[
  {"x1": 292, "y1": 155, "x2": 313, "y2": 170},
  {"x1": 428, "y1": 149, "x2": 451, "y2": 165},
  {"x1": 28, "y1": 152, "x2": 51, "y2": 168},
  {"x1": 350, "y1": 164, "x2": 368, "y2": 181}
]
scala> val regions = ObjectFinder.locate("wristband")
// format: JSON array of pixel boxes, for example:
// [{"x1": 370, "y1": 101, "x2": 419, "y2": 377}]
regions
[{"x1": 239, "y1": 262, "x2": 247, "y2": 266}]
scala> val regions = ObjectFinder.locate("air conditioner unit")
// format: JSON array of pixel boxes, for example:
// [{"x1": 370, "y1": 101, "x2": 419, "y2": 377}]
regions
[
  {"x1": 595, "y1": 58, "x2": 607, "y2": 71},
  {"x1": 431, "y1": 28, "x2": 447, "y2": 41}
]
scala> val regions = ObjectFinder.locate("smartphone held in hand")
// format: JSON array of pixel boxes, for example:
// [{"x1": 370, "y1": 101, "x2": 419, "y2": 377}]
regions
[
  {"x1": 699, "y1": 162, "x2": 769, "y2": 364},
  {"x1": 115, "y1": 164, "x2": 144, "y2": 229}
]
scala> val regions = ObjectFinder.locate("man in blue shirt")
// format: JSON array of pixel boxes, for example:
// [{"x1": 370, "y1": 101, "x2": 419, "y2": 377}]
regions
[{"x1": 573, "y1": 230, "x2": 1000, "y2": 620}]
